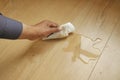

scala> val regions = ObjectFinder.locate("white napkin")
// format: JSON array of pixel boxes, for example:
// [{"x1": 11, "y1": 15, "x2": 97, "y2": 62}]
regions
[{"x1": 42, "y1": 22, "x2": 75, "y2": 40}]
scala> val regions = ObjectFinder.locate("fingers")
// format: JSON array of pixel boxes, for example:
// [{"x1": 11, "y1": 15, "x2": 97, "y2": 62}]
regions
[
  {"x1": 49, "y1": 23, "x2": 59, "y2": 28},
  {"x1": 45, "y1": 28, "x2": 60, "y2": 37},
  {"x1": 50, "y1": 28, "x2": 60, "y2": 33},
  {"x1": 44, "y1": 20, "x2": 59, "y2": 28},
  {"x1": 33, "y1": 20, "x2": 61, "y2": 39},
  {"x1": 46, "y1": 20, "x2": 60, "y2": 35}
]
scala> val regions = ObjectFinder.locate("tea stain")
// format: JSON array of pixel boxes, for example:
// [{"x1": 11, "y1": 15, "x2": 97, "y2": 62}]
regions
[{"x1": 63, "y1": 33, "x2": 102, "y2": 64}]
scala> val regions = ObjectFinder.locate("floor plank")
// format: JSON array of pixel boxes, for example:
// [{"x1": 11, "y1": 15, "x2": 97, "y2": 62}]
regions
[
  {"x1": 0, "y1": 0, "x2": 120, "y2": 80},
  {"x1": 89, "y1": 20, "x2": 120, "y2": 80}
]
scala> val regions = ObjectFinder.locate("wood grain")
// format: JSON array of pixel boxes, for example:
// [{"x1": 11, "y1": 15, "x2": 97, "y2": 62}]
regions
[
  {"x1": 89, "y1": 20, "x2": 120, "y2": 80},
  {"x1": 0, "y1": 0, "x2": 120, "y2": 80}
]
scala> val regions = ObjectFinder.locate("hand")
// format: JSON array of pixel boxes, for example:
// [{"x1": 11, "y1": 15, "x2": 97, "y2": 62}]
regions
[{"x1": 19, "y1": 20, "x2": 60, "y2": 40}]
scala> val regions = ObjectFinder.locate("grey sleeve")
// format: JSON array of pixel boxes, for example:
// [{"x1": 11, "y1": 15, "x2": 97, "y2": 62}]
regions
[{"x1": 0, "y1": 14, "x2": 23, "y2": 39}]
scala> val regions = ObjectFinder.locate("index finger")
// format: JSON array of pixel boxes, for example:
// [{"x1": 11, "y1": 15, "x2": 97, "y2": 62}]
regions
[{"x1": 47, "y1": 20, "x2": 59, "y2": 28}]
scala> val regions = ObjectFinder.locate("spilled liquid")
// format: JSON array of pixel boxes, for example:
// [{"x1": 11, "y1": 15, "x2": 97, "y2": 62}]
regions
[
  {"x1": 25, "y1": 33, "x2": 102, "y2": 64},
  {"x1": 63, "y1": 33, "x2": 102, "y2": 64}
]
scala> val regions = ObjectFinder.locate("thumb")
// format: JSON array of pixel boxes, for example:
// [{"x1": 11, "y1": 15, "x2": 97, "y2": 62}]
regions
[{"x1": 49, "y1": 28, "x2": 60, "y2": 33}]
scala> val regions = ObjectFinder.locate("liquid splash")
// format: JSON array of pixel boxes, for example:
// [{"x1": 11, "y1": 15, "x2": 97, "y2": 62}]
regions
[{"x1": 63, "y1": 33, "x2": 102, "y2": 64}]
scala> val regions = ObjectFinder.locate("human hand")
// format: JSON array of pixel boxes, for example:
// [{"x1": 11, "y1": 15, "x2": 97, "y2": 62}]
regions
[{"x1": 19, "y1": 20, "x2": 60, "y2": 40}]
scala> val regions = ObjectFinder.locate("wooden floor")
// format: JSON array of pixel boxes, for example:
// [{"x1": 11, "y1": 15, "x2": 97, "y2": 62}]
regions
[{"x1": 0, "y1": 0, "x2": 120, "y2": 80}]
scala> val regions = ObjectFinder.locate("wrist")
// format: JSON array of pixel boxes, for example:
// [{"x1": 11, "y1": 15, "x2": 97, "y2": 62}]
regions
[{"x1": 19, "y1": 23, "x2": 37, "y2": 40}]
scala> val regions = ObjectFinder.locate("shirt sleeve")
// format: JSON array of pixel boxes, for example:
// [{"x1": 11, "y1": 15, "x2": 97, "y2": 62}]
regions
[{"x1": 0, "y1": 13, "x2": 23, "y2": 39}]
